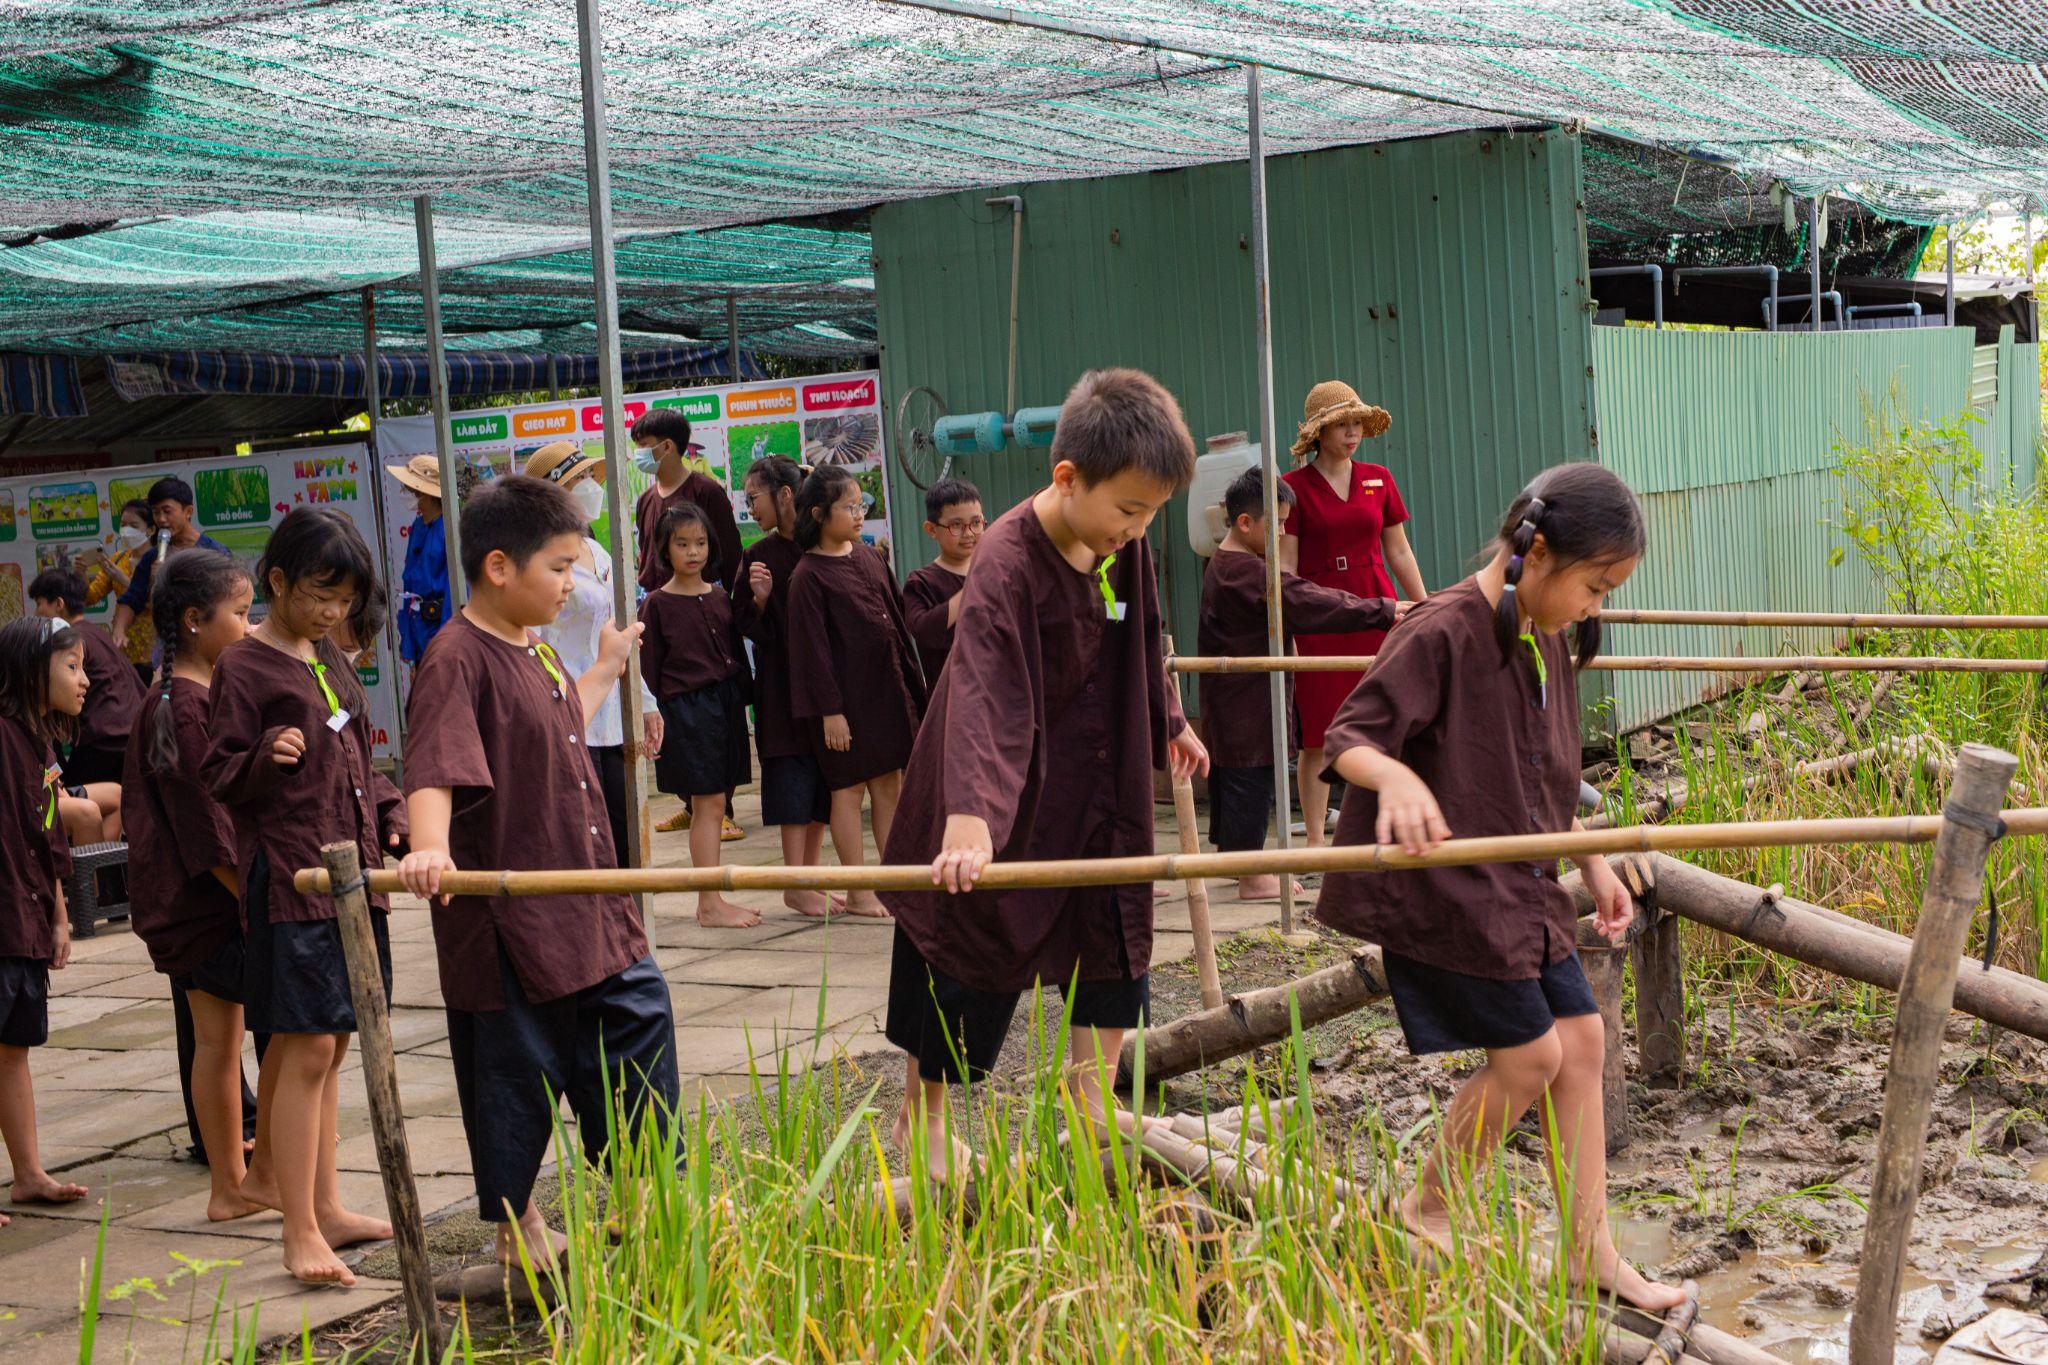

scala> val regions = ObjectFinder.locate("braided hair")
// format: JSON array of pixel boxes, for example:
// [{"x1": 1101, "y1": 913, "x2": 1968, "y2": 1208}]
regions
[
  {"x1": 1493, "y1": 463, "x2": 1645, "y2": 673},
  {"x1": 147, "y1": 552, "x2": 252, "y2": 775}
]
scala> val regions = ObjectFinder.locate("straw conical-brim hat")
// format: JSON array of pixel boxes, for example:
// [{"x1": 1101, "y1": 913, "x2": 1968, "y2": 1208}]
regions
[{"x1": 1290, "y1": 380, "x2": 1391, "y2": 459}]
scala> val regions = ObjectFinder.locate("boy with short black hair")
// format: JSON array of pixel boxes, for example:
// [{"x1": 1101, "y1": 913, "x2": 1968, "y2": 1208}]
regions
[
  {"x1": 881, "y1": 368, "x2": 1209, "y2": 1180},
  {"x1": 1199, "y1": 466, "x2": 1396, "y2": 902},
  {"x1": 630, "y1": 409, "x2": 742, "y2": 594},
  {"x1": 398, "y1": 474, "x2": 679, "y2": 1267},
  {"x1": 31, "y1": 567, "x2": 144, "y2": 790},
  {"x1": 111, "y1": 476, "x2": 231, "y2": 645},
  {"x1": 902, "y1": 477, "x2": 983, "y2": 690}
]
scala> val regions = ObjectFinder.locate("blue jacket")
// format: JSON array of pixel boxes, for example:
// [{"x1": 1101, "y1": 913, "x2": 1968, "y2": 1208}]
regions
[{"x1": 398, "y1": 515, "x2": 448, "y2": 664}]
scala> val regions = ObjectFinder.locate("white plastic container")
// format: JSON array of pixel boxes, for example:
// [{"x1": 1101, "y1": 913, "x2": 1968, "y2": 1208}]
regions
[{"x1": 1186, "y1": 431, "x2": 1262, "y2": 559}]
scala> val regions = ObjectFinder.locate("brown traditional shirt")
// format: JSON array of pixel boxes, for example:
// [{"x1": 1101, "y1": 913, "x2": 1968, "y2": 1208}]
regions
[
  {"x1": 882, "y1": 501, "x2": 1187, "y2": 994},
  {"x1": 403, "y1": 615, "x2": 647, "y2": 1013},
  {"x1": 638, "y1": 584, "x2": 748, "y2": 698},
  {"x1": 203, "y1": 637, "x2": 406, "y2": 924},
  {"x1": 734, "y1": 533, "x2": 807, "y2": 761},
  {"x1": 787, "y1": 545, "x2": 927, "y2": 791},
  {"x1": 1313, "y1": 576, "x2": 1582, "y2": 980},
  {"x1": 0, "y1": 714, "x2": 70, "y2": 962},
  {"x1": 122, "y1": 678, "x2": 240, "y2": 976},
  {"x1": 901, "y1": 561, "x2": 969, "y2": 692},
  {"x1": 74, "y1": 619, "x2": 144, "y2": 757},
  {"x1": 1196, "y1": 548, "x2": 1393, "y2": 770},
  {"x1": 635, "y1": 472, "x2": 742, "y2": 593}
]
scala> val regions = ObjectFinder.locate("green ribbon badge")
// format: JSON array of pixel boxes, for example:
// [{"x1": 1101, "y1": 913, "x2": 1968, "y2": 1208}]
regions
[
  {"x1": 1518, "y1": 630, "x2": 1548, "y2": 709},
  {"x1": 1096, "y1": 552, "x2": 1122, "y2": 620},
  {"x1": 307, "y1": 660, "x2": 344, "y2": 719},
  {"x1": 534, "y1": 640, "x2": 567, "y2": 691}
]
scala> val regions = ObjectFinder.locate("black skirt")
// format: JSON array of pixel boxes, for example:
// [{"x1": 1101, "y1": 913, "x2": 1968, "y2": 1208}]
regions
[
  {"x1": 1382, "y1": 949, "x2": 1598, "y2": 1056},
  {"x1": 0, "y1": 955, "x2": 49, "y2": 1048},
  {"x1": 243, "y1": 850, "x2": 393, "y2": 1036},
  {"x1": 171, "y1": 930, "x2": 248, "y2": 1006},
  {"x1": 654, "y1": 677, "x2": 751, "y2": 799}
]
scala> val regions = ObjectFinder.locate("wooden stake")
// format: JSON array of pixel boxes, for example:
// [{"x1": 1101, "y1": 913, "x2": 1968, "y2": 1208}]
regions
[
  {"x1": 298, "y1": 807, "x2": 2048, "y2": 899},
  {"x1": 1631, "y1": 908, "x2": 1686, "y2": 1089},
  {"x1": 1116, "y1": 946, "x2": 1386, "y2": 1085},
  {"x1": 1168, "y1": 654, "x2": 2048, "y2": 675},
  {"x1": 1170, "y1": 764, "x2": 1224, "y2": 1010},
  {"x1": 1850, "y1": 743, "x2": 2018, "y2": 1364},
  {"x1": 322, "y1": 842, "x2": 442, "y2": 1363},
  {"x1": 1576, "y1": 925, "x2": 1629, "y2": 1156}
]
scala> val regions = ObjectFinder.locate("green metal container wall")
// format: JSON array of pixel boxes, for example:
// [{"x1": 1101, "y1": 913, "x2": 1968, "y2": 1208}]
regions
[
  {"x1": 1591, "y1": 325, "x2": 1978, "y2": 731},
  {"x1": 871, "y1": 129, "x2": 1595, "y2": 685}
]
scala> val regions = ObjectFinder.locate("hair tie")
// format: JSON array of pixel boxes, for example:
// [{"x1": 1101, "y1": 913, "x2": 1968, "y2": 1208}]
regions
[{"x1": 1525, "y1": 496, "x2": 1548, "y2": 524}]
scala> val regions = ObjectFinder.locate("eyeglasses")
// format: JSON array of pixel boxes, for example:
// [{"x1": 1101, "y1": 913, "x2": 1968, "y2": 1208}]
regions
[{"x1": 938, "y1": 518, "x2": 985, "y2": 536}]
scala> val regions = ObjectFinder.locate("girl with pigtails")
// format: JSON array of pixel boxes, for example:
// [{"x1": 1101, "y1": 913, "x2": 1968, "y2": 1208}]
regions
[{"x1": 1313, "y1": 463, "x2": 1688, "y2": 1315}]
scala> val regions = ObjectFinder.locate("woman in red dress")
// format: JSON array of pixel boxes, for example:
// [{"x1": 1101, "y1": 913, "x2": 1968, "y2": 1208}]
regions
[{"x1": 1280, "y1": 380, "x2": 1427, "y2": 847}]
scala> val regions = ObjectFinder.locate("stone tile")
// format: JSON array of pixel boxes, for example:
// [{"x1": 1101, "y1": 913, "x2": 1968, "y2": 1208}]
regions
[
  {"x1": 31, "y1": 1089, "x2": 185, "y2": 1158},
  {"x1": 38, "y1": 962, "x2": 158, "y2": 994},
  {"x1": 665, "y1": 982, "x2": 760, "y2": 1022},
  {"x1": 671, "y1": 1024, "x2": 812, "y2": 1076},
  {"x1": 643, "y1": 917, "x2": 815, "y2": 952},
  {"x1": 33, "y1": 1048, "x2": 186, "y2": 1094},
  {"x1": 337, "y1": 1116, "x2": 472, "y2": 1179},
  {"x1": 4, "y1": 1153, "x2": 210, "y2": 1225},
  {"x1": 42, "y1": 995, "x2": 145, "y2": 1035},
  {"x1": 71, "y1": 968, "x2": 170, "y2": 1001},
  {"x1": 46, "y1": 1000, "x2": 176, "y2": 1052},
  {"x1": 0, "y1": 1208, "x2": 90, "y2": 1257},
  {"x1": 65, "y1": 935, "x2": 154, "y2": 968},
  {"x1": 389, "y1": 971, "x2": 444, "y2": 1010},
  {"x1": 384, "y1": 1006, "x2": 448, "y2": 1053},
  {"x1": 0, "y1": 1306, "x2": 85, "y2": 1364},
  {"x1": 664, "y1": 940, "x2": 896, "y2": 991}
]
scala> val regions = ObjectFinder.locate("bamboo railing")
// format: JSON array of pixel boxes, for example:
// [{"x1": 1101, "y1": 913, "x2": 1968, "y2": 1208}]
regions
[
  {"x1": 1168, "y1": 654, "x2": 2047, "y2": 674},
  {"x1": 1598, "y1": 609, "x2": 2048, "y2": 630}
]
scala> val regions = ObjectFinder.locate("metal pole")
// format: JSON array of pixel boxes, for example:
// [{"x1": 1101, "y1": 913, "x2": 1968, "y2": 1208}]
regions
[
  {"x1": 413, "y1": 196, "x2": 464, "y2": 604},
  {"x1": 1247, "y1": 63, "x2": 1296, "y2": 938},
  {"x1": 1807, "y1": 196, "x2": 1823, "y2": 333},
  {"x1": 362, "y1": 288, "x2": 408, "y2": 773},
  {"x1": 576, "y1": 0, "x2": 655, "y2": 913},
  {"x1": 1944, "y1": 226, "x2": 1957, "y2": 328},
  {"x1": 727, "y1": 293, "x2": 741, "y2": 380},
  {"x1": 546, "y1": 352, "x2": 560, "y2": 399},
  {"x1": 2024, "y1": 210, "x2": 2035, "y2": 285}
]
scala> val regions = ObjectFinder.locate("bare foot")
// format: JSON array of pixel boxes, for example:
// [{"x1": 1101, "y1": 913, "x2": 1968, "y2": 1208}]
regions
[
  {"x1": 498, "y1": 1212, "x2": 569, "y2": 1269},
  {"x1": 317, "y1": 1206, "x2": 393, "y2": 1250},
  {"x1": 1152, "y1": 885, "x2": 1171, "y2": 900},
  {"x1": 784, "y1": 889, "x2": 832, "y2": 917},
  {"x1": 696, "y1": 896, "x2": 762, "y2": 928},
  {"x1": 843, "y1": 891, "x2": 891, "y2": 920},
  {"x1": 890, "y1": 1106, "x2": 974, "y2": 1185},
  {"x1": 9, "y1": 1172, "x2": 87, "y2": 1205},
  {"x1": 1234, "y1": 874, "x2": 1304, "y2": 903},
  {"x1": 283, "y1": 1228, "x2": 356, "y2": 1287},
  {"x1": 1063, "y1": 1063, "x2": 1171, "y2": 1137},
  {"x1": 1397, "y1": 1188, "x2": 1455, "y2": 1259},
  {"x1": 0, "y1": 1209, "x2": 9, "y2": 1226},
  {"x1": 1590, "y1": 1255, "x2": 1690, "y2": 1314},
  {"x1": 238, "y1": 1164, "x2": 280, "y2": 1212},
  {"x1": 206, "y1": 1189, "x2": 268, "y2": 1222}
]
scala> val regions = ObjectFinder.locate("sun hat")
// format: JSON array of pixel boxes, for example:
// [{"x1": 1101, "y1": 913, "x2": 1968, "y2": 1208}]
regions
[
  {"x1": 386, "y1": 453, "x2": 444, "y2": 498},
  {"x1": 1289, "y1": 380, "x2": 1392, "y2": 460},
  {"x1": 524, "y1": 440, "x2": 605, "y2": 488}
]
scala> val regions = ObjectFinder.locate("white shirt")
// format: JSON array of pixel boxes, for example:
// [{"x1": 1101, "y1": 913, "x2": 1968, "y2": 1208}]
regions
[{"x1": 533, "y1": 537, "x2": 655, "y2": 748}]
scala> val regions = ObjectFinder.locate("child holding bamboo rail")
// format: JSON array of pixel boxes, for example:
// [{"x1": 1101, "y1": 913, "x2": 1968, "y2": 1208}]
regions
[
  {"x1": 882, "y1": 368, "x2": 1209, "y2": 1180},
  {"x1": 1315, "y1": 462, "x2": 1685, "y2": 1313}
]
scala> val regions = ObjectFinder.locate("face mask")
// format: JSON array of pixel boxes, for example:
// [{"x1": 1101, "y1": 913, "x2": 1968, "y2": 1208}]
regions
[
  {"x1": 631, "y1": 444, "x2": 662, "y2": 476},
  {"x1": 115, "y1": 525, "x2": 147, "y2": 551},
  {"x1": 571, "y1": 479, "x2": 606, "y2": 522}
]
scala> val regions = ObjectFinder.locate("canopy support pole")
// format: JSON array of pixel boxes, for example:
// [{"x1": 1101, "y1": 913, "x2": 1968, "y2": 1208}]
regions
[
  {"x1": 728, "y1": 294, "x2": 741, "y2": 380},
  {"x1": 576, "y1": 0, "x2": 655, "y2": 922},
  {"x1": 362, "y1": 287, "x2": 407, "y2": 771},
  {"x1": 1247, "y1": 63, "x2": 1296, "y2": 937},
  {"x1": 413, "y1": 197, "x2": 464, "y2": 604},
  {"x1": 1944, "y1": 226, "x2": 1957, "y2": 328},
  {"x1": 1807, "y1": 197, "x2": 1823, "y2": 333}
]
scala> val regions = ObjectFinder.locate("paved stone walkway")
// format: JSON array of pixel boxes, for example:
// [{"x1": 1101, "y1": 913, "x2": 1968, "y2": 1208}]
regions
[{"x1": 2, "y1": 788, "x2": 1285, "y2": 1363}]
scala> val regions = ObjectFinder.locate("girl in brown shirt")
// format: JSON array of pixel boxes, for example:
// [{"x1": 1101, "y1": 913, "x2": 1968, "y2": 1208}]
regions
[
  {"x1": 0, "y1": 616, "x2": 91, "y2": 1217},
  {"x1": 203, "y1": 508, "x2": 403, "y2": 1289},
  {"x1": 640, "y1": 503, "x2": 757, "y2": 928},
  {"x1": 788, "y1": 465, "x2": 926, "y2": 919},
  {"x1": 122, "y1": 552, "x2": 265, "y2": 1224},
  {"x1": 1316, "y1": 463, "x2": 1683, "y2": 1314}
]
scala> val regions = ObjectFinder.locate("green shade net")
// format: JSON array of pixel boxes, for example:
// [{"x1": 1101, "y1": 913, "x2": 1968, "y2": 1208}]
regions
[{"x1": 0, "y1": 1, "x2": 2041, "y2": 354}]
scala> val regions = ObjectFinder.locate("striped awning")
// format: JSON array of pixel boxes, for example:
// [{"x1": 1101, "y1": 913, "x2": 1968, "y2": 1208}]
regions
[{"x1": 0, "y1": 352, "x2": 86, "y2": 418}]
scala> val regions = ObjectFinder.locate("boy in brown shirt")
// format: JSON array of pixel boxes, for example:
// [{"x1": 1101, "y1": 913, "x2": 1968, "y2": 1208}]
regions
[
  {"x1": 398, "y1": 475, "x2": 678, "y2": 1268},
  {"x1": 1197, "y1": 468, "x2": 1396, "y2": 901},
  {"x1": 880, "y1": 369, "x2": 1209, "y2": 1180},
  {"x1": 900, "y1": 476, "x2": 982, "y2": 691}
]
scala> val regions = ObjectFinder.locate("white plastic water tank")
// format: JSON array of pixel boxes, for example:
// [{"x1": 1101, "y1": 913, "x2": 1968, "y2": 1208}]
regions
[{"x1": 1186, "y1": 431, "x2": 1262, "y2": 559}]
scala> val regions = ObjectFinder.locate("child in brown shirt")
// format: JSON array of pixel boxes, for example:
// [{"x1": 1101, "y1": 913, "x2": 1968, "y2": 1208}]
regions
[
  {"x1": 788, "y1": 465, "x2": 927, "y2": 919},
  {"x1": 901, "y1": 476, "x2": 982, "y2": 691},
  {"x1": 0, "y1": 617, "x2": 91, "y2": 1221},
  {"x1": 1315, "y1": 462, "x2": 1683, "y2": 1314},
  {"x1": 640, "y1": 502, "x2": 755, "y2": 928},
  {"x1": 203, "y1": 508, "x2": 405, "y2": 1287},
  {"x1": 881, "y1": 369, "x2": 1208, "y2": 1181},
  {"x1": 399, "y1": 475, "x2": 678, "y2": 1271},
  {"x1": 31, "y1": 567, "x2": 142, "y2": 830},
  {"x1": 1197, "y1": 467, "x2": 1396, "y2": 901}
]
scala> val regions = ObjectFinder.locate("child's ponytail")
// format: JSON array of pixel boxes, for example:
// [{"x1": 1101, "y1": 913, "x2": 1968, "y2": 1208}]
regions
[
  {"x1": 146, "y1": 552, "x2": 251, "y2": 775},
  {"x1": 1490, "y1": 463, "x2": 1645, "y2": 672}
]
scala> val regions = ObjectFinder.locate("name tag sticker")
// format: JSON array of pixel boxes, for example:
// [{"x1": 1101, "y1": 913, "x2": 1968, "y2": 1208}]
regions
[
  {"x1": 1107, "y1": 601, "x2": 1128, "y2": 622},
  {"x1": 1364, "y1": 478, "x2": 1384, "y2": 489},
  {"x1": 326, "y1": 709, "x2": 352, "y2": 733}
]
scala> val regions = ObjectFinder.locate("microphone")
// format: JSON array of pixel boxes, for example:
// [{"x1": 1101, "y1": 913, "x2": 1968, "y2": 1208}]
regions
[{"x1": 155, "y1": 527, "x2": 171, "y2": 561}]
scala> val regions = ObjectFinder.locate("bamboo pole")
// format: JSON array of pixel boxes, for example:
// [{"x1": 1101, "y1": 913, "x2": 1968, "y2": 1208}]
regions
[
  {"x1": 1851, "y1": 744, "x2": 2018, "y2": 1364},
  {"x1": 299, "y1": 807, "x2": 2048, "y2": 899},
  {"x1": 322, "y1": 842, "x2": 442, "y2": 1362},
  {"x1": 1584, "y1": 736, "x2": 1949, "y2": 830},
  {"x1": 1604, "y1": 609, "x2": 2048, "y2": 630},
  {"x1": 1168, "y1": 655, "x2": 2048, "y2": 675},
  {"x1": 1116, "y1": 946, "x2": 1387, "y2": 1085}
]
